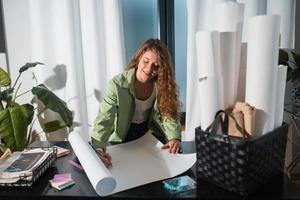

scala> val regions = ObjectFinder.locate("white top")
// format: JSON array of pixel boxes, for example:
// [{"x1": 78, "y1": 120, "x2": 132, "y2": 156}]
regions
[{"x1": 132, "y1": 86, "x2": 156, "y2": 124}]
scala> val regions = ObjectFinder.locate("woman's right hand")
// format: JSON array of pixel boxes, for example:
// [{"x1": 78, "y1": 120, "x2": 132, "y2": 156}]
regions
[{"x1": 96, "y1": 150, "x2": 112, "y2": 168}]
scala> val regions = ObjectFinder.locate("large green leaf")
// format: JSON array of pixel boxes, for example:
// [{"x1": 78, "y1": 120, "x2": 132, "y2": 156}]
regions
[
  {"x1": 0, "y1": 68, "x2": 11, "y2": 87},
  {"x1": 0, "y1": 144, "x2": 7, "y2": 155},
  {"x1": 43, "y1": 120, "x2": 67, "y2": 133},
  {"x1": 22, "y1": 104, "x2": 35, "y2": 124},
  {"x1": 32, "y1": 84, "x2": 73, "y2": 127},
  {"x1": 0, "y1": 106, "x2": 29, "y2": 151},
  {"x1": 278, "y1": 49, "x2": 289, "y2": 65},
  {"x1": 19, "y1": 62, "x2": 44, "y2": 73}
]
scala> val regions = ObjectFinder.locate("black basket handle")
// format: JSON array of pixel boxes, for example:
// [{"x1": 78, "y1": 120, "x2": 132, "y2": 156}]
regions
[{"x1": 205, "y1": 110, "x2": 250, "y2": 139}]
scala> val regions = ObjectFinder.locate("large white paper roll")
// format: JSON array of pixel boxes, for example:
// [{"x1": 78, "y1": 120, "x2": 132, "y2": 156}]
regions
[
  {"x1": 245, "y1": 15, "x2": 280, "y2": 136},
  {"x1": 266, "y1": 0, "x2": 295, "y2": 48},
  {"x1": 68, "y1": 132, "x2": 116, "y2": 196},
  {"x1": 237, "y1": 0, "x2": 267, "y2": 42},
  {"x1": 236, "y1": 43, "x2": 247, "y2": 102},
  {"x1": 274, "y1": 65, "x2": 287, "y2": 128},
  {"x1": 219, "y1": 32, "x2": 237, "y2": 108},
  {"x1": 214, "y1": 1, "x2": 244, "y2": 108},
  {"x1": 199, "y1": 76, "x2": 224, "y2": 130},
  {"x1": 195, "y1": 31, "x2": 221, "y2": 77},
  {"x1": 214, "y1": 1, "x2": 244, "y2": 32}
]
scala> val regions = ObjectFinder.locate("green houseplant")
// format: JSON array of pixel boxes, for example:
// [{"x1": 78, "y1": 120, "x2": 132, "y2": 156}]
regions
[{"x1": 0, "y1": 62, "x2": 73, "y2": 153}]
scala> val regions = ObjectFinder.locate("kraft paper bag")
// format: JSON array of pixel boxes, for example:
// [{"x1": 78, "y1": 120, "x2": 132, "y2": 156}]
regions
[{"x1": 224, "y1": 102, "x2": 255, "y2": 138}]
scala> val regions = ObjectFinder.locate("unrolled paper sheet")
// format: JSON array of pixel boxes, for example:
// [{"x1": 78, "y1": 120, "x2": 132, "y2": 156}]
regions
[
  {"x1": 69, "y1": 132, "x2": 196, "y2": 196},
  {"x1": 245, "y1": 15, "x2": 280, "y2": 136}
]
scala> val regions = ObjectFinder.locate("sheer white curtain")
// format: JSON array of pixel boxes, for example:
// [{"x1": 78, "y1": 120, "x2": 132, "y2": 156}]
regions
[
  {"x1": 2, "y1": 0, "x2": 125, "y2": 141},
  {"x1": 185, "y1": 0, "x2": 295, "y2": 141}
]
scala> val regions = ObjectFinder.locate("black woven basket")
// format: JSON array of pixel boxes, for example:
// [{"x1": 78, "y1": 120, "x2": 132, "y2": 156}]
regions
[{"x1": 195, "y1": 123, "x2": 288, "y2": 196}]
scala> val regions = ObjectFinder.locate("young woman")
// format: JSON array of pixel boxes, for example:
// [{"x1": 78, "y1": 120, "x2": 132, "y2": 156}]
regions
[{"x1": 91, "y1": 38, "x2": 182, "y2": 167}]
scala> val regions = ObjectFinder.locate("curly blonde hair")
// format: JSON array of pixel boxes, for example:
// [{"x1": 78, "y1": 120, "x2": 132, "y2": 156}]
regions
[{"x1": 127, "y1": 38, "x2": 181, "y2": 120}]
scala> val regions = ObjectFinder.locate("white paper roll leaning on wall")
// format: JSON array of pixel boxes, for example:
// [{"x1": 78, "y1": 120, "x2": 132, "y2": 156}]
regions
[
  {"x1": 198, "y1": 75, "x2": 224, "y2": 130},
  {"x1": 266, "y1": 0, "x2": 295, "y2": 48},
  {"x1": 237, "y1": 0, "x2": 267, "y2": 43},
  {"x1": 214, "y1": 1, "x2": 244, "y2": 109},
  {"x1": 68, "y1": 132, "x2": 116, "y2": 196},
  {"x1": 274, "y1": 65, "x2": 287, "y2": 128},
  {"x1": 195, "y1": 31, "x2": 221, "y2": 78},
  {"x1": 245, "y1": 14, "x2": 280, "y2": 136},
  {"x1": 219, "y1": 32, "x2": 237, "y2": 109}
]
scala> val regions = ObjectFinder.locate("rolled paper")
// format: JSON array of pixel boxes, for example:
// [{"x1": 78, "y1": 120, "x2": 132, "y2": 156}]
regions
[
  {"x1": 245, "y1": 15, "x2": 280, "y2": 136},
  {"x1": 69, "y1": 132, "x2": 116, "y2": 196}
]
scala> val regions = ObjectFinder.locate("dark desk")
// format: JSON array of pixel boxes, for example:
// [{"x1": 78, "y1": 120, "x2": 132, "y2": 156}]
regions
[{"x1": 0, "y1": 141, "x2": 300, "y2": 199}]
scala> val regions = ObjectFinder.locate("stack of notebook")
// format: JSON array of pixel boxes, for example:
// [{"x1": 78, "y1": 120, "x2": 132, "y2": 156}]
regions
[
  {"x1": 49, "y1": 173, "x2": 75, "y2": 190},
  {"x1": 0, "y1": 148, "x2": 54, "y2": 185}
]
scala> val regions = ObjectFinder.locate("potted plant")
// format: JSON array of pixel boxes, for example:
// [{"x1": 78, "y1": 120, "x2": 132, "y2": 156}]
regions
[{"x1": 0, "y1": 62, "x2": 73, "y2": 153}]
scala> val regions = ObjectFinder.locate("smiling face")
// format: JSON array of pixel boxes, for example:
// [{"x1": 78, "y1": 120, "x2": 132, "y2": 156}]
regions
[{"x1": 136, "y1": 50, "x2": 159, "y2": 83}]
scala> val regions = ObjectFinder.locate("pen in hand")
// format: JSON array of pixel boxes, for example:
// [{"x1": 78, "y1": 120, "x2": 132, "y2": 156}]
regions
[
  {"x1": 89, "y1": 142, "x2": 112, "y2": 168},
  {"x1": 97, "y1": 151, "x2": 112, "y2": 168}
]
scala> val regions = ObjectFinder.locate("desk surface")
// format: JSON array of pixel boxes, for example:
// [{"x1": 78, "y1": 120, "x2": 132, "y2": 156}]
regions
[{"x1": 0, "y1": 141, "x2": 300, "y2": 199}]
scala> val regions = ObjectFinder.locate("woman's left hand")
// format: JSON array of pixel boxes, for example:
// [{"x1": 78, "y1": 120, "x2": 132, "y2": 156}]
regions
[{"x1": 161, "y1": 139, "x2": 181, "y2": 154}]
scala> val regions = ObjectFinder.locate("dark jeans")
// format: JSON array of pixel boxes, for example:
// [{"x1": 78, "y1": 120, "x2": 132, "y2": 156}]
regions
[
  {"x1": 110, "y1": 120, "x2": 167, "y2": 145},
  {"x1": 124, "y1": 121, "x2": 149, "y2": 143}
]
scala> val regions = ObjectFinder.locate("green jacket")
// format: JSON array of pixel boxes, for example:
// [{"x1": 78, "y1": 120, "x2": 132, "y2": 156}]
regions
[{"x1": 91, "y1": 68, "x2": 181, "y2": 151}]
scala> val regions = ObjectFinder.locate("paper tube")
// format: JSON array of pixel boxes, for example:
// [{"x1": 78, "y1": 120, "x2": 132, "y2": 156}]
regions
[
  {"x1": 274, "y1": 65, "x2": 287, "y2": 128},
  {"x1": 219, "y1": 32, "x2": 237, "y2": 108},
  {"x1": 267, "y1": 0, "x2": 295, "y2": 48},
  {"x1": 195, "y1": 31, "x2": 221, "y2": 77},
  {"x1": 199, "y1": 76, "x2": 224, "y2": 130},
  {"x1": 245, "y1": 15, "x2": 280, "y2": 136},
  {"x1": 68, "y1": 132, "x2": 116, "y2": 196},
  {"x1": 236, "y1": 43, "x2": 247, "y2": 102},
  {"x1": 237, "y1": 0, "x2": 267, "y2": 42},
  {"x1": 214, "y1": 1, "x2": 244, "y2": 108}
]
